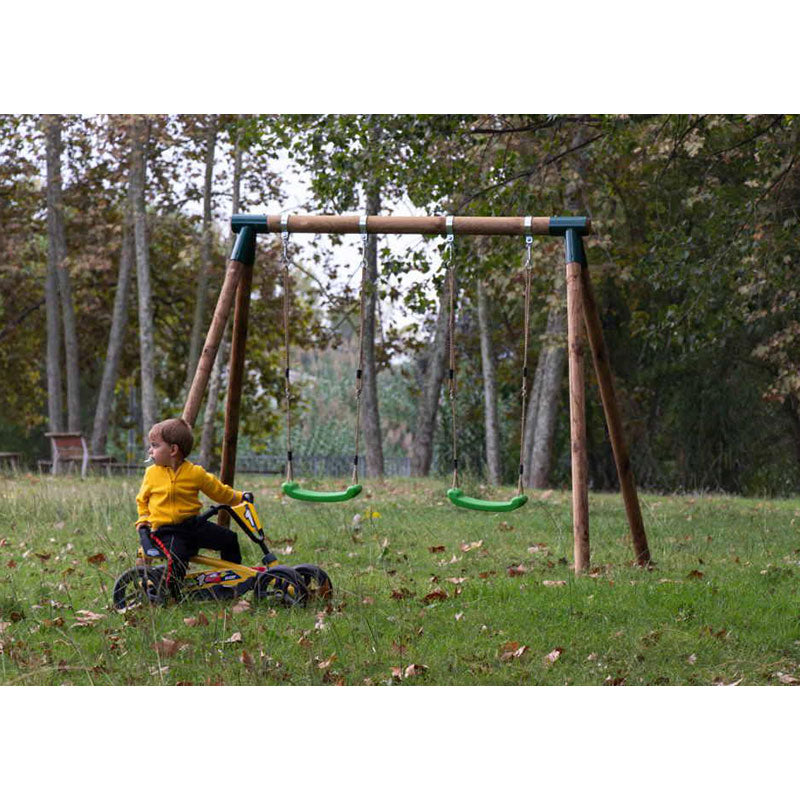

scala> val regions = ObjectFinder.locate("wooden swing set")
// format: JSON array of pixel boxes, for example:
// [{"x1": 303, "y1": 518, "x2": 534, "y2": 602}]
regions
[{"x1": 181, "y1": 213, "x2": 650, "y2": 573}]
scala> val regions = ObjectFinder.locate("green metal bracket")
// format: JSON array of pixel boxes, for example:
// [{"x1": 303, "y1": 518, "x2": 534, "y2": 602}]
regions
[
  {"x1": 232, "y1": 214, "x2": 269, "y2": 234},
  {"x1": 447, "y1": 488, "x2": 528, "y2": 512},
  {"x1": 230, "y1": 225, "x2": 256, "y2": 265},
  {"x1": 281, "y1": 481, "x2": 363, "y2": 503},
  {"x1": 564, "y1": 228, "x2": 586, "y2": 264},
  {"x1": 549, "y1": 216, "x2": 591, "y2": 236}
]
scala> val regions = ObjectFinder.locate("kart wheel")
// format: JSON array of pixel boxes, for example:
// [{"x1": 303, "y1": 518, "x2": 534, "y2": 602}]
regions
[
  {"x1": 112, "y1": 566, "x2": 168, "y2": 610},
  {"x1": 292, "y1": 563, "x2": 333, "y2": 600},
  {"x1": 254, "y1": 565, "x2": 308, "y2": 608}
]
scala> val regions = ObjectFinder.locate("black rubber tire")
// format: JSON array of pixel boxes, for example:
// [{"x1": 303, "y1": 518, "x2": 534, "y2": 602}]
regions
[
  {"x1": 254, "y1": 565, "x2": 308, "y2": 608},
  {"x1": 112, "y1": 566, "x2": 168, "y2": 610},
  {"x1": 292, "y1": 563, "x2": 333, "y2": 600}
]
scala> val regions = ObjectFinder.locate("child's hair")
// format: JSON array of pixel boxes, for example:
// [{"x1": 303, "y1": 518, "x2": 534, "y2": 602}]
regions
[{"x1": 150, "y1": 418, "x2": 194, "y2": 457}]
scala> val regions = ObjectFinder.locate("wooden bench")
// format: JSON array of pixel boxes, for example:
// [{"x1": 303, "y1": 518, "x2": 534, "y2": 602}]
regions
[
  {"x1": 0, "y1": 452, "x2": 22, "y2": 471},
  {"x1": 42, "y1": 433, "x2": 114, "y2": 478}
]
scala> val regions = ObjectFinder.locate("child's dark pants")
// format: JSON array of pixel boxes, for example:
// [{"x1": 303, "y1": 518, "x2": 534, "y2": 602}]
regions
[{"x1": 150, "y1": 516, "x2": 242, "y2": 587}]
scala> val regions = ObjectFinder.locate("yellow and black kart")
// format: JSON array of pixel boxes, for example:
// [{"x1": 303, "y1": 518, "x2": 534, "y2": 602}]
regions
[{"x1": 112, "y1": 497, "x2": 331, "y2": 610}]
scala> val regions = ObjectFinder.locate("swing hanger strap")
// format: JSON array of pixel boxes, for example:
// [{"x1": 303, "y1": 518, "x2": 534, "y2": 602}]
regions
[
  {"x1": 523, "y1": 215, "x2": 533, "y2": 268},
  {"x1": 443, "y1": 215, "x2": 455, "y2": 265}
]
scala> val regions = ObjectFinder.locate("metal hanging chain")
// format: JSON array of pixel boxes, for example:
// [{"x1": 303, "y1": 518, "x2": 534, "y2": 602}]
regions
[
  {"x1": 351, "y1": 215, "x2": 369, "y2": 484},
  {"x1": 517, "y1": 216, "x2": 534, "y2": 494},
  {"x1": 444, "y1": 216, "x2": 459, "y2": 490},
  {"x1": 280, "y1": 212, "x2": 294, "y2": 482}
]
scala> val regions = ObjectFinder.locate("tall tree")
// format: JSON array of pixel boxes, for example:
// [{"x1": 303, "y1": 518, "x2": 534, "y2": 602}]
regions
[
  {"x1": 129, "y1": 115, "x2": 157, "y2": 441},
  {"x1": 42, "y1": 118, "x2": 64, "y2": 432},
  {"x1": 410, "y1": 277, "x2": 452, "y2": 476},
  {"x1": 43, "y1": 114, "x2": 81, "y2": 432},
  {"x1": 199, "y1": 118, "x2": 242, "y2": 467},
  {"x1": 184, "y1": 115, "x2": 218, "y2": 395},
  {"x1": 476, "y1": 276, "x2": 501, "y2": 484},
  {"x1": 90, "y1": 207, "x2": 134, "y2": 454},
  {"x1": 361, "y1": 183, "x2": 384, "y2": 478}
]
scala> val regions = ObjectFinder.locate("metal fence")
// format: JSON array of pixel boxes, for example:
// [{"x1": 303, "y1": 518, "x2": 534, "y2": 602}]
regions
[{"x1": 235, "y1": 453, "x2": 411, "y2": 478}]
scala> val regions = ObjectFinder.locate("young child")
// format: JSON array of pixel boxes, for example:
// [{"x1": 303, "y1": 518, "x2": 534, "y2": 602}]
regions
[{"x1": 135, "y1": 417, "x2": 249, "y2": 591}]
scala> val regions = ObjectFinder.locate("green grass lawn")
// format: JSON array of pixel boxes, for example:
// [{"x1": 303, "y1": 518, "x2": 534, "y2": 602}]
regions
[{"x1": 1, "y1": 472, "x2": 799, "y2": 686}]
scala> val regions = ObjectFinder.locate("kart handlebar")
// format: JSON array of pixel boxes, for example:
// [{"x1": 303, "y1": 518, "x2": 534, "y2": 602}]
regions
[{"x1": 199, "y1": 503, "x2": 267, "y2": 549}]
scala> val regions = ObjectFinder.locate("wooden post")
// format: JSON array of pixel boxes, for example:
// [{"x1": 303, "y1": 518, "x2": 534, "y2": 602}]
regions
[
  {"x1": 579, "y1": 259, "x2": 651, "y2": 566},
  {"x1": 565, "y1": 231, "x2": 590, "y2": 573},
  {"x1": 219, "y1": 259, "x2": 254, "y2": 491},
  {"x1": 182, "y1": 227, "x2": 254, "y2": 427}
]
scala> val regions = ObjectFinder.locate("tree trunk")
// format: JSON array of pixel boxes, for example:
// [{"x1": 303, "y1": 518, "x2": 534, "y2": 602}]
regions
[
  {"x1": 42, "y1": 117, "x2": 64, "y2": 433},
  {"x1": 185, "y1": 115, "x2": 218, "y2": 395},
  {"x1": 129, "y1": 116, "x2": 157, "y2": 441},
  {"x1": 199, "y1": 121, "x2": 242, "y2": 466},
  {"x1": 90, "y1": 208, "x2": 134, "y2": 455},
  {"x1": 523, "y1": 127, "x2": 590, "y2": 488},
  {"x1": 525, "y1": 289, "x2": 567, "y2": 488},
  {"x1": 410, "y1": 277, "x2": 452, "y2": 477},
  {"x1": 361, "y1": 185, "x2": 384, "y2": 479},
  {"x1": 476, "y1": 278, "x2": 501, "y2": 485},
  {"x1": 43, "y1": 115, "x2": 81, "y2": 432}
]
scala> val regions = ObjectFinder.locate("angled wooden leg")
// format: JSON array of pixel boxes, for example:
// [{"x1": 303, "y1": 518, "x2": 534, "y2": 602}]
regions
[
  {"x1": 565, "y1": 231, "x2": 590, "y2": 573},
  {"x1": 579, "y1": 258, "x2": 651, "y2": 566},
  {"x1": 182, "y1": 226, "x2": 255, "y2": 427}
]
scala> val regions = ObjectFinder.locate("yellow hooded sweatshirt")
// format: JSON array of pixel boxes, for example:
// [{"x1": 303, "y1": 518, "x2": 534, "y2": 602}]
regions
[{"x1": 135, "y1": 460, "x2": 243, "y2": 531}]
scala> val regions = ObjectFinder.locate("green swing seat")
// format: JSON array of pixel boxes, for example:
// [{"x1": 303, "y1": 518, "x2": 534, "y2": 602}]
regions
[
  {"x1": 446, "y1": 488, "x2": 528, "y2": 512},
  {"x1": 281, "y1": 481, "x2": 363, "y2": 503}
]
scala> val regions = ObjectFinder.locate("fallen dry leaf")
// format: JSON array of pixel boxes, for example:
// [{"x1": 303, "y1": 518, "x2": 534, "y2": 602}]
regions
[
  {"x1": 362, "y1": 596, "x2": 375, "y2": 605},
  {"x1": 390, "y1": 666, "x2": 403, "y2": 680},
  {"x1": 184, "y1": 612, "x2": 209, "y2": 627},
  {"x1": 390, "y1": 589, "x2": 412, "y2": 600},
  {"x1": 6, "y1": 560, "x2": 17, "y2": 569},
  {"x1": 455, "y1": 612, "x2": 464, "y2": 621},
  {"x1": 428, "y1": 545, "x2": 445, "y2": 553},
  {"x1": 297, "y1": 635, "x2": 312, "y2": 648},
  {"x1": 776, "y1": 673, "x2": 799, "y2": 685},
  {"x1": 507, "y1": 564, "x2": 527, "y2": 577},
  {"x1": 447, "y1": 577, "x2": 468, "y2": 584},
  {"x1": 318, "y1": 654, "x2": 337, "y2": 670},
  {"x1": 34, "y1": 552, "x2": 51, "y2": 561},
  {"x1": 687, "y1": 653, "x2": 698, "y2": 664},
  {"x1": 528, "y1": 543, "x2": 549, "y2": 553},
  {"x1": 154, "y1": 638, "x2": 180, "y2": 657},
  {"x1": 499, "y1": 641, "x2": 528, "y2": 661},
  {"x1": 87, "y1": 553, "x2": 106, "y2": 566},
  {"x1": 403, "y1": 663, "x2": 428, "y2": 678},
  {"x1": 460, "y1": 540, "x2": 484, "y2": 552},
  {"x1": 544, "y1": 647, "x2": 563, "y2": 664},
  {"x1": 687, "y1": 570, "x2": 704, "y2": 580},
  {"x1": 423, "y1": 588, "x2": 448, "y2": 603},
  {"x1": 231, "y1": 598, "x2": 251, "y2": 614},
  {"x1": 224, "y1": 632, "x2": 243, "y2": 644},
  {"x1": 239, "y1": 650, "x2": 255, "y2": 670},
  {"x1": 543, "y1": 580, "x2": 567, "y2": 587}
]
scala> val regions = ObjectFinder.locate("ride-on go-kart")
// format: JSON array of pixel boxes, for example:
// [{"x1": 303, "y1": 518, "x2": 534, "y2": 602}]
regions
[{"x1": 112, "y1": 495, "x2": 332, "y2": 610}]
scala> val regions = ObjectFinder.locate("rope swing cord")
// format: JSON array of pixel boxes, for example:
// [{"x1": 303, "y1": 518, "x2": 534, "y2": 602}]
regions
[
  {"x1": 445, "y1": 216, "x2": 530, "y2": 512},
  {"x1": 279, "y1": 213, "x2": 363, "y2": 503}
]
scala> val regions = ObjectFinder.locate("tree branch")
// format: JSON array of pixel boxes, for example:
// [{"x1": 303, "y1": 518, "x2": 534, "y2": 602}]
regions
[{"x1": 0, "y1": 299, "x2": 45, "y2": 342}]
